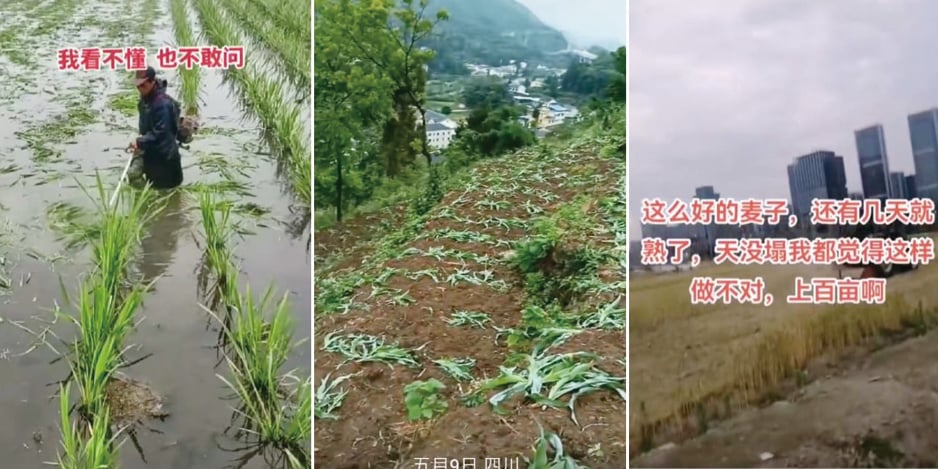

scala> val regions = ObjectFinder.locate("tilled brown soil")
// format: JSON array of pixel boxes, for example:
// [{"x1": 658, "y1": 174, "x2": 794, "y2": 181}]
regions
[
  {"x1": 632, "y1": 329, "x2": 938, "y2": 468},
  {"x1": 314, "y1": 148, "x2": 626, "y2": 468},
  {"x1": 315, "y1": 203, "x2": 410, "y2": 275}
]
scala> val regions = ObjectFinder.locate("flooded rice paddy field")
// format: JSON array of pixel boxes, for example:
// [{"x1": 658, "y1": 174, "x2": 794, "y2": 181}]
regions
[{"x1": 0, "y1": 0, "x2": 311, "y2": 467}]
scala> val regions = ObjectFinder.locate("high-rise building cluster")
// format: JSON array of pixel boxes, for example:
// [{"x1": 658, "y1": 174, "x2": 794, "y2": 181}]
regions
[
  {"x1": 787, "y1": 108, "x2": 938, "y2": 214},
  {"x1": 638, "y1": 107, "x2": 938, "y2": 253}
]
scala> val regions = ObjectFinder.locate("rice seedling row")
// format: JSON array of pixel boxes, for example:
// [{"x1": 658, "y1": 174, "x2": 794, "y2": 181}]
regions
[
  {"x1": 55, "y1": 181, "x2": 160, "y2": 467},
  {"x1": 169, "y1": 0, "x2": 202, "y2": 116},
  {"x1": 219, "y1": 0, "x2": 311, "y2": 93},
  {"x1": 196, "y1": 191, "x2": 311, "y2": 467},
  {"x1": 247, "y1": 0, "x2": 310, "y2": 46},
  {"x1": 192, "y1": 0, "x2": 311, "y2": 210}
]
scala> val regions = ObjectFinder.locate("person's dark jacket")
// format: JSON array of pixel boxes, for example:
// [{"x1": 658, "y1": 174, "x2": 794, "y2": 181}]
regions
[{"x1": 137, "y1": 81, "x2": 183, "y2": 188}]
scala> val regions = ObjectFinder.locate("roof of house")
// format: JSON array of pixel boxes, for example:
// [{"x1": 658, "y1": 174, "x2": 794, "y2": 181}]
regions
[
  {"x1": 427, "y1": 122, "x2": 451, "y2": 132},
  {"x1": 548, "y1": 104, "x2": 567, "y2": 111},
  {"x1": 425, "y1": 110, "x2": 449, "y2": 122}
]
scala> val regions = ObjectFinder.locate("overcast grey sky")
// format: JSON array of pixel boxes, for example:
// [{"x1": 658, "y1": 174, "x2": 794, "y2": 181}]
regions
[
  {"x1": 629, "y1": 0, "x2": 938, "y2": 239},
  {"x1": 517, "y1": 0, "x2": 626, "y2": 49}
]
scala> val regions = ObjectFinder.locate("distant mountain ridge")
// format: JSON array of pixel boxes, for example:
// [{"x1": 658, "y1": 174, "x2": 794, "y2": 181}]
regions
[{"x1": 424, "y1": 0, "x2": 570, "y2": 70}]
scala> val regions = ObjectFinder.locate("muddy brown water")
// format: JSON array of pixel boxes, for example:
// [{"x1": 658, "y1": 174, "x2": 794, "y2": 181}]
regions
[{"x1": 0, "y1": 0, "x2": 310, "y2": 467}]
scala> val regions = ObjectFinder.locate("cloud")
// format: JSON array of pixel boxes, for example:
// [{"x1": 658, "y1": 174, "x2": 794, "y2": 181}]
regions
[
  {"x1": 516, "y1": 0, "x2": 626, "y2": 48},
  {"x1": 629, "y1": 0, "x2": 938, "y2": 238}
]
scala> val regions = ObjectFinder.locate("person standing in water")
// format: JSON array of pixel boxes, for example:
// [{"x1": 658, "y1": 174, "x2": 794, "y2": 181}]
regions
[{"x1": 128, "y1": 66, "x2": 184, "y2": 189}]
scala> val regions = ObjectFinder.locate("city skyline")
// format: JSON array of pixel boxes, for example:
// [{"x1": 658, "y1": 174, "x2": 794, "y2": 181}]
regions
[
  {"x1": 636, "y1": 108, "x2": 936, "y2": 239},
  {"x1": 629, "y1": 0, "x2": 938, "y2": 240}
]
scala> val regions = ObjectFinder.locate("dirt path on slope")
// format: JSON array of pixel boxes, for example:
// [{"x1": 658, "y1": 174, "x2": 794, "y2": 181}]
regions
[{"x1": 633, "y1": 330, "x2": 938, "y2": 468}]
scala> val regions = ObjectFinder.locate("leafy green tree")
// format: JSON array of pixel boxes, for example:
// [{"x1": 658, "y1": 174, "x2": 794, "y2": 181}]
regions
[
  {"x1": 441, "y1": 105, "x2": 452, "y2": 114},
  {"x1": 456, "y1": 105, "x2": 534, "y2": 155},
  {"x1": 607, "y1": 46, "x2": 626, "y2": 103},
  {"x1": 314, "y1": 0, "x2": 393, "y2": 222},
  {"x1": 560, "y1": 52, "x2": 621, "y2": 98},
  {"x1": 329, "y1": 0, "x2": 449, "y2": 169},
  {"x1": 545, "y1": 75, "x2": 559, "y2": 97},
  {"x1": 462, "y1": 77, "x2": 510, "y2": 108}
]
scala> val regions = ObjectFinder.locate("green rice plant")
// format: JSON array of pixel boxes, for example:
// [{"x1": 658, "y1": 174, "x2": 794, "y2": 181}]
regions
[
  {"x1": 284, "y1": 376, "x2": 311, "y2": 440},
  {"x1": 251, "y1": 0, "x2": 309, "y2": 45},
  {"x1": 67, "y1": 278, "x2": 148, "y2": 421},
  {"x1": 54, "y1": 177, "x2": 159, "y2": 465},
  {"x1": 322, "y1": 332, "x2": 421, "y2": 368},
  {"x1": 170, "y1": 0, "x2": 202, "y2": 115},
  {"x1": 213, "y1": 280, "x2": 311, "y2": 467},
  {"x1": 56, "y1": 383, "x2": 122, "y2": 469},
  {"x1": 197, "y1": 190, "x2": 237, "y2": 313},
  {"x1": 290, "y1": 148, "x2": 311, "y2": 210}
]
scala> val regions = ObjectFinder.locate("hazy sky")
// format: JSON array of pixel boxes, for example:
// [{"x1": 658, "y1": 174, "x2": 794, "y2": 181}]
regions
[
  {"x1": 517, "y1": 0, "x2": 627, "y2": 49},
  {"x1": 629, "y1": 0, "x2": 938, "y2": 239}
]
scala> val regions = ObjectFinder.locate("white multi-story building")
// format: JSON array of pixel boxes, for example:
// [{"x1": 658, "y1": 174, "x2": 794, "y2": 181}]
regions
[{"x1": 423, "y1": 109, "x2": 458, "y2": 149}]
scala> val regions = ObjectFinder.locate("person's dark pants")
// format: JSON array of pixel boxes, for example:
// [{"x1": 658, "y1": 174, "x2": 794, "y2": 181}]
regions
[{"x1": 141, "y1": 150, "x2": 184, "y2": 189}]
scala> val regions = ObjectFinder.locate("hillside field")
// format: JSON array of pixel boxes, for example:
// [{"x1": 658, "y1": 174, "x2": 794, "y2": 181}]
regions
[{"x1": 313, "y1": 115, "x2": 626, "y2": 467}]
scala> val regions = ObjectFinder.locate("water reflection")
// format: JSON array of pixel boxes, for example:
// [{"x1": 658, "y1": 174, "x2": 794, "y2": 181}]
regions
[{"x1": 136, "y1": 190, "x2": 192, "y2": 284}]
